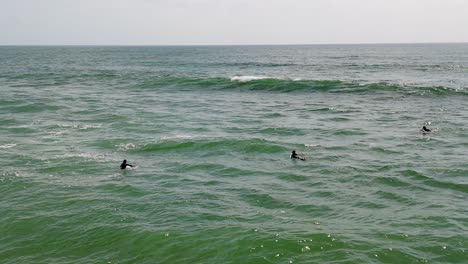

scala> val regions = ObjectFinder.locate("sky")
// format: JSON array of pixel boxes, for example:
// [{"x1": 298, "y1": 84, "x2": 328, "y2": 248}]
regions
[{"x1": 1, "y1": 0, "x2": 468, "y2": 45}]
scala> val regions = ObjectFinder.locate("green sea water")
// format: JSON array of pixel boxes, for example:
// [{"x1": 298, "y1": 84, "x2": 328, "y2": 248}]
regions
[{"x1": 1, "y1": 45, "x2": 467, "y2": 263}]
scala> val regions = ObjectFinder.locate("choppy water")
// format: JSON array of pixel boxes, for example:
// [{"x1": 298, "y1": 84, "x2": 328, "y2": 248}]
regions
[{"x1": 1, "y1": 45, "x2": 467, "y2": 263}]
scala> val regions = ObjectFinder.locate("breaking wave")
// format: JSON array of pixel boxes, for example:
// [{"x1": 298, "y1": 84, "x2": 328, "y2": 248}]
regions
[{"x1": 137, "y1": 76, "x2": 466, "y2": 95}]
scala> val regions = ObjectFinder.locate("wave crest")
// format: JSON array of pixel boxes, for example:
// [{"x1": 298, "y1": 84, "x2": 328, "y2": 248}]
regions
[
  {"x1": 137, "y1": 76, "x2": 466, "y2": 95},
  {"x1": 129, "y1": 138, "x2": 289, "y2": 154},
  {"x1": 230, "y1": 76, "x2": 271, "y2": 82}
]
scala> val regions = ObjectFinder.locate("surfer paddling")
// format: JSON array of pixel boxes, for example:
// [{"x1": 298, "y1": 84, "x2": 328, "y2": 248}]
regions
[
  {"x1": 290, "y1": 150, "x2": 306, "y2": 161},
  {"x1": 120, "y1": 159, "x2": 134, "y2": 169},
  {"x1": 420, "y1": 126, "x2": 431, "y2": 133}
]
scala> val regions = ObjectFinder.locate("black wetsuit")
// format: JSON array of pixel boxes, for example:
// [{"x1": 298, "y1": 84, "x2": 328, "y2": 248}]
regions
[
  {"x1": 421, "y1": 126, "x2": 431, "y2": 132},
  {"x1": 120, "y1": 161, "x2": 133, "y2": 169},
  {"x1": 291, "y1": 152, "x2": 305, "y2": 160}
]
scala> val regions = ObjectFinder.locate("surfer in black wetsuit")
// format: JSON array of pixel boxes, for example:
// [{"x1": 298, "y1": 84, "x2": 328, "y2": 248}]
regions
[
  {"x1": 290, "y1": 150, "x2": 306, "y2": 161},
  {"x1": 120, "y1": 159, "x2": 134, "y2": 169},
  {"x1": 420, "y1": 126, "x2": 431, "y2": 133}
]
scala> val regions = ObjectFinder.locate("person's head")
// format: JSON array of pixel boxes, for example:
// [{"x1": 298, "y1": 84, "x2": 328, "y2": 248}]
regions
[
  {"x1": 123, "y1": 159, "x2": 127, "y2": 163},
  {"x1": 292, "y1": 150, "x2": 296, "y2": 154},
  {"x1": 423, "y1": 126, "x2": 427, "y2": 129}
]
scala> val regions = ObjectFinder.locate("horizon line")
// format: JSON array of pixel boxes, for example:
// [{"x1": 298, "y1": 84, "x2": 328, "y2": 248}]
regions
[{"x1": 1, "y1": 41, "x2": 467, "y2": 47}]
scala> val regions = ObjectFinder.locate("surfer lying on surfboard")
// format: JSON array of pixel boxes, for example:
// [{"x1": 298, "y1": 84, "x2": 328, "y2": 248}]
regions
[{"x1": 290, "y1": 150, "x2": 306, "y2": 161}]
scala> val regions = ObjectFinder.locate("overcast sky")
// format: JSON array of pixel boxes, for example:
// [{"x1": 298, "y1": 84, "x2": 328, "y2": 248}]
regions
[{"x1": 1, "y1": 0, "x2": 467, "y2": 45}]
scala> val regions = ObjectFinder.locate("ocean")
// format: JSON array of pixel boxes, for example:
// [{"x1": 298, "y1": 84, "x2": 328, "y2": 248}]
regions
[{"x1": 0, "y1": 44, "x2": 467, "y2": 263}]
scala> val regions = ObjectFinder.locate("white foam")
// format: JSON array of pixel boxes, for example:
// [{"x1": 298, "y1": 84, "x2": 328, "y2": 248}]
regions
[
  {"x1": 0, "y1": 144, "x2": 16, "y2": 149},
  {"x1": 78, "y1": 124, "x2": 102, "y2": 130},
  {"x1": 230, "y1": 75, "x2": 302, "y2": 82},
  {"x1": 230, "y1": 76, "x2": 270, "y2": 82},
  {"x1": 48, "y1": 131, "x2": 67, "y2": 136},
  {"x1": 1, "y1": 170, "x2": 20, "y2": 177},
  {"x1": 161, "y1": 135, "x2": 193, "y2": 141},
  {"x1": 58, "y1": 152, "x2": 118, "y2": 162},
  {"x1": 57, "y1": 123, "x2": 102, "y2": 130},
  {"x1": 117, "y1": 143, "x2": 136, "y2": 151}
]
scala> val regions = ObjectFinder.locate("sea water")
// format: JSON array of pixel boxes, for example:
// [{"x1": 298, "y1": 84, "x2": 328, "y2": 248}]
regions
[{"x1": 1, "y1": 44, "x2": 467, "y2": 263}]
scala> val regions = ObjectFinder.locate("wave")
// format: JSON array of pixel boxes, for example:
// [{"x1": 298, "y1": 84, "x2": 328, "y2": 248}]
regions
[
  {"x1": 258, "y1": 127, "x2": 306, "y2": 136},
  {"x1": 137, "y1": 76, "x2": 466, "y2": 96},
  {"x1": 129, "y1": 138, "x2": 290, "y2": 154},
  {"x1": 212, "y1": 62, "x2": 298, "y2": 68},
  {"x1": 401, "y1": 169, "x2": 468, "y2": 194},
  {"x1": 8, "y1": 103, "x2": 63, "y2": 113}
]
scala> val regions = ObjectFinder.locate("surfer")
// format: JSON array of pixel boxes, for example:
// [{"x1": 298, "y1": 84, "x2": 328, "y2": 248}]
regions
[
  {"x1": 290, "y1": 150, "x2": 306, "y2": 161},
  {"x1": 420, "y1": 126, "x2": 431, "y2": 133},
  {"x1": 120, "y1": 159, "x2": 134, "y2": 169}
]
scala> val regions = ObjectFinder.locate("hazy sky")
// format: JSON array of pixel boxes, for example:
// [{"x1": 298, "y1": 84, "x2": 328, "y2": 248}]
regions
[{"x1": 1, "y1": 0, "x2": 467, "y2": 45}]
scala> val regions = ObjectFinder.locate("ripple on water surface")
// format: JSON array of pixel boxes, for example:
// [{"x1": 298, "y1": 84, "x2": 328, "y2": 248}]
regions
[{"x1": 2, "y1": 45, "x2": 468, "y2": 263}]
